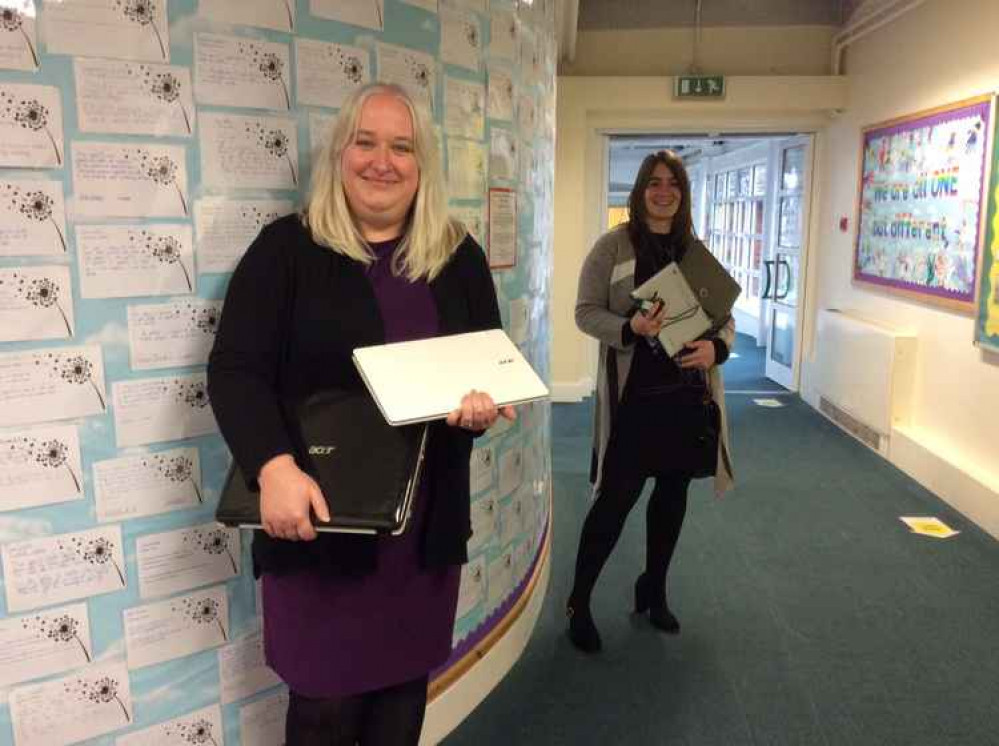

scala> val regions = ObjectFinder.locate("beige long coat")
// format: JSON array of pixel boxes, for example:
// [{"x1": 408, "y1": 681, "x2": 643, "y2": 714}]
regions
[{"x1": 576, "y1": 225, "x2": 735, "y2": 496}]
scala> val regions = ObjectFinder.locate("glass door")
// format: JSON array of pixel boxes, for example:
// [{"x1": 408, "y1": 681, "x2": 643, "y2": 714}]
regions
[{"x1": 763, "y1": 136, "x2": 812, "y2": 389}]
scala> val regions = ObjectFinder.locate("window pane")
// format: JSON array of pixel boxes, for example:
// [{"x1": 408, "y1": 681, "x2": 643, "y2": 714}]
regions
[
  {"x1": 781, "y1": 146, "x2": 805, "y2": 192},
  {"x1": 753, "y1": 200, "x2": 765, "y2": 233},
  {"x1": 752, "y1": 165, "x2": 767, "y2": 196},
  {"x1": 738, "y1": 168, "x2": 751, "y2": 196},
  {"x1": 778, "y1": 196, "x2": 801, "y2": 248},
  {"x1": 770, "y1": 307, "x2": 795, "y2": 366},
  {"x1": 725, "y1": 172, "x2": 737, "y2": 198}
]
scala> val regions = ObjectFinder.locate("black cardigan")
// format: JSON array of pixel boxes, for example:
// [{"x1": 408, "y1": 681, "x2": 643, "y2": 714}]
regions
[{"x1": 206, "y1": 215, "x2": 501, "y2": 577}]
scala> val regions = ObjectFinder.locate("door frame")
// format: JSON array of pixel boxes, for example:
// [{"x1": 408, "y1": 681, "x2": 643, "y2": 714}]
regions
[
  {"x1": 763, "y1": 134, "x2": 815, "y2": 390},
  {"x1": 594, "y1": 127, "x2": 822, "y2": 392}
]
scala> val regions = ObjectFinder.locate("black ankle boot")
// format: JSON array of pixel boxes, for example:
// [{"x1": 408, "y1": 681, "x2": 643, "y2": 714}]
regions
[
  {"x1": 566, "y1": 599, "x2": 602, "y2": 653},
  {"x1": 634, "y1": 573, "x2": 680, "y2": 634}
]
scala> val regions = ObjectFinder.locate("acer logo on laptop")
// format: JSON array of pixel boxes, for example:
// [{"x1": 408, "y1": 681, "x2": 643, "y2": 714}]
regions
[
  {"x1": 498, "y1": 357, "x2": 514, "y2": 365},
  {"x1": 308, "y1": 445, "x2": 337, "y2": 456}
]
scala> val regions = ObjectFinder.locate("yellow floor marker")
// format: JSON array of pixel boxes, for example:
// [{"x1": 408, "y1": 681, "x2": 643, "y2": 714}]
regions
[{"x1": 899, "y1": 516, "x2": 960, "y2": 539}]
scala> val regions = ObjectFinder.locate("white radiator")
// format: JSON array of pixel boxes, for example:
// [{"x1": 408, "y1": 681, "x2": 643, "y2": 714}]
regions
[{"x1": 813, "y1": 309, "x2": 917, "y2": 454}]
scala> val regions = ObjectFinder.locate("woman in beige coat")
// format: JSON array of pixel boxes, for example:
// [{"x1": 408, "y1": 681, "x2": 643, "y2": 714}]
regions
[{"x1": 566, "y1": 150, "x2": 735, "y2": 654}]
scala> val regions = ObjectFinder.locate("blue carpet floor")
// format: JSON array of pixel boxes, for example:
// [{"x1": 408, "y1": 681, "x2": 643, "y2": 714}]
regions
[
  {"x1": 442, "y1": 336, "x2": 999, "y2": 745},
  {"x1": 718, "y1": 333, "x2": 788, "y2": 393}
]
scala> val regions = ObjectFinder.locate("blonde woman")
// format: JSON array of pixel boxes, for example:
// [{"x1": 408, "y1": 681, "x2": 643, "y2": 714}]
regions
[{"x1": 208, "y1": 82, "x2": 512, "y2": 745}]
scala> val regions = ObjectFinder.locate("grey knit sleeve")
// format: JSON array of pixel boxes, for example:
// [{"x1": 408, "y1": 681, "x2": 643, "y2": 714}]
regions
[{"x1": 575, "y1": 232, "x2": 632, "y2": 350}]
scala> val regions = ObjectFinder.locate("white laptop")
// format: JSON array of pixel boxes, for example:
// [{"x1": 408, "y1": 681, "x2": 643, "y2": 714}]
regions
[
  {"x1": 352, "y1": 329, "x2": 550, "y2": 426},
  {"x1": 631, "y1": 262, "x2": 713, "y2": 357}
]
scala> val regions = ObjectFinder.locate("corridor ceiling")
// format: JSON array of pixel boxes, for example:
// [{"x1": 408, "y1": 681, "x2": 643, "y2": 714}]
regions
[{"x1": 577, "y1": 0, "x2": 850, "y2": 30}]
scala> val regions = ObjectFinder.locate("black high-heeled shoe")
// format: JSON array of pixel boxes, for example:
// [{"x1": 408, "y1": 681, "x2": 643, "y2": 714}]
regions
[
  {"x1": 634, "y1": 573, "x2": 680, "y2": 634},
  {"x1": 566, "y1": 599, "x2": 602, "y2": 653}
]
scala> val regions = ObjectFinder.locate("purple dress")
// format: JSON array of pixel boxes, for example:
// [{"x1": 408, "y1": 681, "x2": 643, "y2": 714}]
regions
[{"x1": 261, "y1": 238, "x2": 461, "y2": 697}]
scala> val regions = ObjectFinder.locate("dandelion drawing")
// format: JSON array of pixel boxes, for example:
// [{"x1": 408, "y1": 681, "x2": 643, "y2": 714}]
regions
[
  {"x1": 403, "y1": 56, "x2": 434, "y2": 110},
  {"x1": 0, "y1": 7, "x2": 38, "y2": 68},
  {"x1": 407, "y1": 59, "x2": 431, "y2": 95},
  {"x1": 61, "y1": 535, "x2": 125, "y2": 587},
  {"x1": 43, "y1": 352, "x2": 106, "y2": 409},
  {"x1": 24, "y1": 613, "x2": 92, "y2": 662},
  {"x1": 34, "y1": 438, "x2": 81, "y2": 491},
  {"x1": 167, "y1": 717, "x2": 219, "y2": 746},
  {"x1": 193, "y1": 305, "x2": 219, "y2": 335},
  {"x1": 123, "y1": 147, "x2": 188, "y2": 213},
  {"x1": 64, "y1": 675, "x2": 131, "y2": 723},
  {"x1": 177, "y1": 379, "x2": 210, "y2": 410},
  {"x1": 239, "y1": 43, "x2": 290, "y2": 110},
  {"x1": 241, "y1": 205, "x2": 281, "y2": 232},
  {"x1": 143, "y1": 67, "x2": 191, "y2": 134},
  {"x1": 146, "y1": 233, "x2": 192, "y2": 291},
  {"x1": 146, "y1": 154, "x2": 187, "y2": 214},
  {"x1": 279, "y1": 0, "x2": 294, "y2": 31},
  {"x1": 341, "y1": 55, "x2": 364, "y2": 84},
  {"x1": 331, "y1": 47, "x2": 365, "y2": 88},
  {"x1": 248, "y1": 123, "x2": 297, "y2": 185},
  {"x1": 8, "y1": 272, "x2": 72, "y2": 335},
  {"x1": 175, "y1": 596, "x2": 227, "y2": 642},
  {"x1": 15, "y1": 188, "x2": 67, "y2": 251},
  {"x1": 147, "y1": 453, "x2": 202, "y2": 503},
  {"x1": 464, "y1": 21, "x2": 480, "y2": 51},
  {"x1": 260, "y1": 53, "x2": 290, "y2": 109},
  {"x1": 186, "y1": 527, "x2": 237, "y2": 573},
  {"x1": 115, "y1": 0, "x2": 166, "y2": 60},
  {"x1": 0, "y1": 91, "x2": 62, "y2": 165}
]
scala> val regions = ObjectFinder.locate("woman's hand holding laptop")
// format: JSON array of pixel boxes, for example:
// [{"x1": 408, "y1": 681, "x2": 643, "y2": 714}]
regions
[
  {"x1": 446, "y1": 389, "x2": 517, "y2": 431},
  {"x1": 257, "y1": 453, "x2": 331, "y2": 542}
]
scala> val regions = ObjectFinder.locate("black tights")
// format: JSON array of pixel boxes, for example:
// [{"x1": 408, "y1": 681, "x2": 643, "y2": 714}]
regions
[
  {"x1": 571, "y1": 466, "x2": 691, "y2": 608},
  {"x1": 285, "y1": 675, "x2": 429, "y2": 746}
]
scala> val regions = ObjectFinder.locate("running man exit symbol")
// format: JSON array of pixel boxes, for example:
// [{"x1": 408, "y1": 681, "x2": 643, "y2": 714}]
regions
[{"x1": 675, "y1": 75, "x2": 725, "y2": 99}]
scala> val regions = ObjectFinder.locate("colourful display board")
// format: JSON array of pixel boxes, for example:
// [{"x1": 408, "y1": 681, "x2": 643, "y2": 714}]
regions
[
  {"x1": 854, "y1": 95, "x2": 992, "y2": 312},
  {"x1": 976, "y1": 100, "x2": 999, "y2": 351}
]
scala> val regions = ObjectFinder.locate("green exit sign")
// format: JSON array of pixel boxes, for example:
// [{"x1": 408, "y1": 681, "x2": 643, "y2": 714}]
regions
[{"x1": 675, "y1": 75, "x2": 725, "y2": 99}]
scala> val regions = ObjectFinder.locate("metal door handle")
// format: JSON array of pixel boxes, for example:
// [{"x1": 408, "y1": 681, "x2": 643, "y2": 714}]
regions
[
  {"x1": 762, "y1": 260, "x2": 774, "y2": 299},
  {"x1": 775, "y1": 258, "x2": 792, "y2": 301}
]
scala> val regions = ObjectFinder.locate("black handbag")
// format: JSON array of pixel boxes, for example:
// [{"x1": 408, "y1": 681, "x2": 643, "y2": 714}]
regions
[{"x1": 672, "y1": 384, "x2": 721, "y2": 479}]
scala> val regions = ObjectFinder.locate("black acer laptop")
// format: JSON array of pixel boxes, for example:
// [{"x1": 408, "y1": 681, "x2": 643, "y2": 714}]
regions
[{"x1": 216, "y1": 389, "x2": 428, "y2": 535}]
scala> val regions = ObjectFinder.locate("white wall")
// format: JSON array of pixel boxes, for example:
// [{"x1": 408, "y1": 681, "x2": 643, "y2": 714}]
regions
[
  {"x1": 552, "y1": 75, "x2": 848, "y2": 400},
  {"x1": 802, "y1": 0, "x2": 999, "y2": 533}
]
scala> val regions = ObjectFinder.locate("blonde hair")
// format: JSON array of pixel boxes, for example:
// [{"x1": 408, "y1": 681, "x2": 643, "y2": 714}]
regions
[{"x1": 302, "y1": 82, "x2": 466, "y2": 281}]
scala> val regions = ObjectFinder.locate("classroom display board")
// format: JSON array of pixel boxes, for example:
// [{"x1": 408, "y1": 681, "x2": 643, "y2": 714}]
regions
[
  {"x1": 0, "y1": 1, "x2": 556, "y2": 743},
  {"x1": 854, "y1": 95, "x2": 991, "y2": 312},
  {"x1": 976, "y1": 104, "x2": 999, "y2": 352}
]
